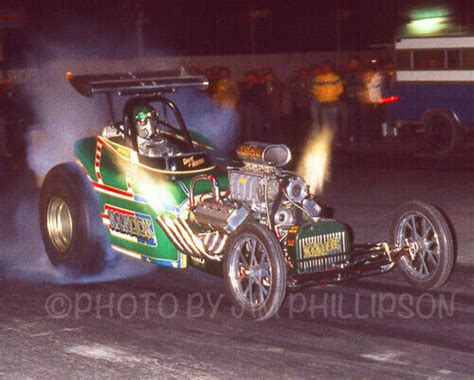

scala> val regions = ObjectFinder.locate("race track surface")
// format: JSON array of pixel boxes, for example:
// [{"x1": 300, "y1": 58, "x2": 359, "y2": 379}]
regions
[{"x1": 1, "y1": 162, "x2": 473, "y2": 378}]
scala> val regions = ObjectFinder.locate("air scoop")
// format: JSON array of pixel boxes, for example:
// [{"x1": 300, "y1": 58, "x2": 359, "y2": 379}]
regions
[{"x1": 236, "y1": 142, "x2": 291, "y2": 168}]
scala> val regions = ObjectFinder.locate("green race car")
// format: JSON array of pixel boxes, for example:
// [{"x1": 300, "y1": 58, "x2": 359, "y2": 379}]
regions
[{"x1": 39, "y1": 70, "x2": 456, "y2": 320}]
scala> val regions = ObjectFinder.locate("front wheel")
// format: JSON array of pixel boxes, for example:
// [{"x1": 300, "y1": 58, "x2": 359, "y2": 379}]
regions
[
  {"x1": 224, "y1": 222, "x2": 287, "y2": 320},
  {"x1": 391, "y1": 200, "x2": 455, "y2": 289}
]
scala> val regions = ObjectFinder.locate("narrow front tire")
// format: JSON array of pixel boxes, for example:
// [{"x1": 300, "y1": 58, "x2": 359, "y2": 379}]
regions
[
  {"x1": 224, "y1": 222, "x2": 287, "y2": 320},
  {"x1": 391, "y1": 200, "x2": 455, "y2": 289}
]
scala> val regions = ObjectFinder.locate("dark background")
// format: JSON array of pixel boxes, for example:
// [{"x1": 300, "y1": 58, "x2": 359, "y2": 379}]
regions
[{"x1": 2, "y1": 0, "x2": 474, "y2": 66}]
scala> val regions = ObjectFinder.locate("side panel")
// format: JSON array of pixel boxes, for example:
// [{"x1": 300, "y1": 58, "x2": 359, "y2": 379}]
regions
[
  {"x1": 389, "y1": 82, "x2": 474, "y2": 125},
  {"x1": 99, "y1": 193, "x2": 183, "y2": 267},
  {"x1": 74, "y1": 137, "x2": 99, "y2": 181},
  {"x1": 74, "y1": 136, "x2": 228, "y2": 269}
]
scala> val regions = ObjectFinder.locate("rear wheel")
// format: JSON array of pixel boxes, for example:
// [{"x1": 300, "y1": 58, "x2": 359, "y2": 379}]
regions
[
  {"x1": 424, "y1": 113, "x2": 465, "y2": 154},
  {"x1": 224, "y1": 222, "x2": 287, "y2": 320},
  {"x1": 391, "y1": 200, "x2": 455, "y2": 289},
  {"x1": 39, "y1": 162, "x2": 108, "y2": 277}
]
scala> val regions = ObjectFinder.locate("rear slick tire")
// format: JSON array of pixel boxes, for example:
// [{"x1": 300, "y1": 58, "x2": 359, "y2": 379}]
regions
[{"x1": 39, "y1": 162, "x2": 108, "y2": 277}]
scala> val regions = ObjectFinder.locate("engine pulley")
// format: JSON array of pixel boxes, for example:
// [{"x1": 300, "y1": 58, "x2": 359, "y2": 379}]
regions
[
  {"x1": 286, "y1": 177, "x2": 308, "y2": 203},
  {"x1": 274, "y1": 208, "x2": 295, "y2": 226}
]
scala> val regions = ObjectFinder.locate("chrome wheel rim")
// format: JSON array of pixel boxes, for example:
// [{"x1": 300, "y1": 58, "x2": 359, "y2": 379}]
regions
[
  {"x1": 396, "y1": 212, "x2": 440, "y2": 279},
  {"x1": 47, "y1": 196, "x2": 73, "y2": 253},
  {"x1": 229, "y1": 234, "x2": 272, "y2": 307}
]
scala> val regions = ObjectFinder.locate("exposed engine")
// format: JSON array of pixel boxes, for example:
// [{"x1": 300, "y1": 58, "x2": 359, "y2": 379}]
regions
[
  {"x1": 179, "y1": 142, "x2": 322, "y2": 261},
  {"x1": 229, "y1": 142, "x2": 321, "y2": 230}
]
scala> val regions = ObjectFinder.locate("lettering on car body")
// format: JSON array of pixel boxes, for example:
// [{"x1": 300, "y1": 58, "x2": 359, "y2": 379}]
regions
[
  {"x1": 103, "y1": 204, "x2": 157, "y2": 247},
  {"x1": 303, "y1": 237, "x2": 342, "y2": 258},
  {"x1": 183, "y1": 156, "x2": 206, "y2": 168}
]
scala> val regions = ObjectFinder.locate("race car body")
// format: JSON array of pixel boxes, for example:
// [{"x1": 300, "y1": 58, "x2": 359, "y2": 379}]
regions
[
  {"x1": 39, "y1": 70, "x2": 456, "y2": 320},
  {"x1": 74, "y1": 131, "x2": 226, "y2": 271}
]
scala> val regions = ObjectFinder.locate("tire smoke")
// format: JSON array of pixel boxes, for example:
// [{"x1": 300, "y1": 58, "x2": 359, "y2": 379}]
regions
[{"x1": 5, "y1": 44, "x2": 239, "y2": 283}]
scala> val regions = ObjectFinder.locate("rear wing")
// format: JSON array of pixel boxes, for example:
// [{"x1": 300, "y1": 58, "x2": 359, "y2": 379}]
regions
[{"x1": 67, "y1": 69, "x2": 209, "y2": 97}]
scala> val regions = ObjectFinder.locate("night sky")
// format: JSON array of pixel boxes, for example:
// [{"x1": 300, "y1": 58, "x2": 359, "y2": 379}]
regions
[{"x1": 1, "y1": 0, "x2": 473, "y2": 66}]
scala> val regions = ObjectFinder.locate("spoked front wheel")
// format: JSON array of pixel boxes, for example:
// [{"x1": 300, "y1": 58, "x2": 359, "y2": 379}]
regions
[
  {"x1": 391, "y1": 200, "x2": 455, "y2": 289},
  {"x1": 224, "y1": 222, "x2": 287, "y2": 320}
]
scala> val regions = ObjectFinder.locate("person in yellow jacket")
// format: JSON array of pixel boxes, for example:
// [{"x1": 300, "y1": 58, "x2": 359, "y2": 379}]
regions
[
  {"x1": 212, "y1": 67, "x2": 240, "y2": 108},
  {"x1": 311, "y1": 61, "x2": 344, "y2": 141}
]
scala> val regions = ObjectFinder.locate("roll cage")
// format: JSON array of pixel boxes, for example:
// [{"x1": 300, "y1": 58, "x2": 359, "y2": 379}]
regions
[{"x1": 67, "y1": 69, "x2": 209, "y2": 154}]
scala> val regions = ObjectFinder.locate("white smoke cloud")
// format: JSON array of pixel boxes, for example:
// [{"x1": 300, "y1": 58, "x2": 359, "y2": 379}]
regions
[
  {"x1": 0, "y1": 190, "x2": 152, "y2": 284},
  {"x1": 26, "y1": 61, "x2": 109, "y2": 180},
  {"x1": 168, "y1": 89, "x2": 240, "y2": 154},
  {"x1": 7, "y1": 41, "x2": 239, "y2": 283}
]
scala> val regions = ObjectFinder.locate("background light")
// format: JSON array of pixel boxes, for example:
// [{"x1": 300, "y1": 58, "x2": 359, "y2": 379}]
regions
[
  {"x1": 406, "y1": 16, "x2": 449, "y2": 35},
  {"x1": 400, "y1": 5, "x2": 458, "y2": 36}
]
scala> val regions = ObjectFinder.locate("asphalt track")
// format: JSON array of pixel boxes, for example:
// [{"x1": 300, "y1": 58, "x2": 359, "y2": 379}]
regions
[{"x1": 1, "y1": 154, "x2": 474, "y2": 378}]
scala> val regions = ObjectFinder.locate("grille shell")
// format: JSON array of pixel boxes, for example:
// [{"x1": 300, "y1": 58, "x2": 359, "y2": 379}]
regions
[{"x1": 294, "y1": 222, "x2": 350, "y2": 275}]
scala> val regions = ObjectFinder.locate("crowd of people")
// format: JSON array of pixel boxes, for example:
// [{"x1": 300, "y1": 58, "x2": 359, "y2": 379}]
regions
[
  {"x1": 190, "y1": 57, "x2": 395, "y2": 149},
  {"x1": 0, "y1": 58, "x2": 394, "y2": 169},
  {"x1": 308, "y1": 57, "x2": 395, "y2": 147},
  {"x1": 200, "y1": 65, "x2": 285, "y2": 145}
]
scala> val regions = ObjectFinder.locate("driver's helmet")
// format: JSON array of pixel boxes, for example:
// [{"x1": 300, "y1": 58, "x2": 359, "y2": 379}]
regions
[{"x1": 132, "y1": 103, "x2": 158, "y2": 139}]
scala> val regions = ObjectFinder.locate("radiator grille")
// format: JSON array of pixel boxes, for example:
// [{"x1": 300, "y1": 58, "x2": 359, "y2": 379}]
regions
[{"x1": 296, "y1": 232, "x2": 349, "y2": 274}]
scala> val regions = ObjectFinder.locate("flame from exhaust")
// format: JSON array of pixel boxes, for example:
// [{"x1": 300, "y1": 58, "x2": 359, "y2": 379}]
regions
[{"x1": 297, "y1": 127, "x2": 334, "y2": 195}]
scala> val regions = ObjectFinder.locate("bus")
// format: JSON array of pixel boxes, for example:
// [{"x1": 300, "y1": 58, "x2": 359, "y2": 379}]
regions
[{"x1": 389, "y1": 35, "x2": 474, "y2": 153}]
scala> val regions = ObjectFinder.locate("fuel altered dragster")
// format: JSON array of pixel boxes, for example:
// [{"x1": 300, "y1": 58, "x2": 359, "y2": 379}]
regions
[{"x1": 39, "y1": 70, "x2": 456, "y2": 320}]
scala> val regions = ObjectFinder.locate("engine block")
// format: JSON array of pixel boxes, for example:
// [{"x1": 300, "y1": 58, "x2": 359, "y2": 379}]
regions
[{"x1": 228, "y1": 168, "x2": 279, "y2": 207}]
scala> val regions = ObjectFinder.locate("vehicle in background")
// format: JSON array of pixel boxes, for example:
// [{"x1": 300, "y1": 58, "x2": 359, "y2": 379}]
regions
[{"x1": 389, "y1": 35, "x2": 474, "y2": 153}]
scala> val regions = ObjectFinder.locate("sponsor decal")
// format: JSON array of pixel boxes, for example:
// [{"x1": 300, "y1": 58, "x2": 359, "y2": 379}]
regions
[
  {"x1": 182, "y1": 156, "x2": 206, "y2": 168},
  {"x1": 190, "y1": 256, "x2": 206, "y2": 265},
  {"x1": 237, "y1": 144, "x2": 263, "y2": 160},
  {"x1": 103, "y1": 204, "x2": 157, "y2": 247},
  {"x1": 303, "y1": 237, "x2": 342, "y2": 258}
]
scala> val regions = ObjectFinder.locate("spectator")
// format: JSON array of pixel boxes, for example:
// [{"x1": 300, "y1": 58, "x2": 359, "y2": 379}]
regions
[
  {"x1": 260, "y1": 68, "x2": 283, "y2": 142},
  {"x1": 359, "y1": 58, "x2": 386, "y2": 144},
  {"x1": 308, "y1": 64, "x2": 322, "y2": 134},
  {"x1": 380, "y1": 59, "x2": 395, "y2": 137},
  {"x1": 204, "y1": 66, "x2": 221, "y2": 98},
  {"x1": 341, "y1": 56, "x2": 364, "y2": 145},
  {"x1": 238, "y1": 70, "x2": 264, "y2": 142},
  {"x1": 288, "y1": 68, "x2": 312, "y2": 144},
  {"x1": 0, "y1": 90, "x2": 9, "y2": 158},
  {"x1": 312, "y1": 61, "x2": 344, "y2": 141},
  {"x1": 0, "y1": 78, "x2": 33, "y2": 167},
  {"x1": 186, "y1": 65, "x2": 202, "y2": 76},
  {"x1": 212, "y1": 67, "x2": 240, "y2": 108}
]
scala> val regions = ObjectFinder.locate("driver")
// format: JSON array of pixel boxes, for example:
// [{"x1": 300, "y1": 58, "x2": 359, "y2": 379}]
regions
[{"x1": 132, "y1": 103, "x2": 178, "y2": 157}]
